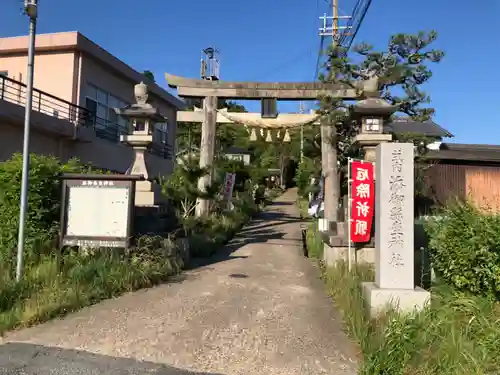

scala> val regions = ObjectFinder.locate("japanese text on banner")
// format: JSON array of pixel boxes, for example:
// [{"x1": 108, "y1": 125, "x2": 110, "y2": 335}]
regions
[{"x1": 350, "y1": 161, "x2": 375, "y2": 243}]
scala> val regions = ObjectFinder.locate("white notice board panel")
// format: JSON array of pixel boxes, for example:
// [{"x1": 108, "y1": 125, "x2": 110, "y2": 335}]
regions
[{"x1": 66, "y1": 186, "x2": 130, "y2": 238}]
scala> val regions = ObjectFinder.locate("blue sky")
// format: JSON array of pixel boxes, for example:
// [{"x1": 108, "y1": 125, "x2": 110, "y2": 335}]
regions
[{"x1": 2, "y1": 0, "x2": 499, "y2": 143}]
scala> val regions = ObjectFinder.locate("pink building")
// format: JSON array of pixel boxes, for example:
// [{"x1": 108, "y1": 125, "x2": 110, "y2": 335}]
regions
[{"x1": 0, "y1": 31, "x2": 184, "y2": 175}]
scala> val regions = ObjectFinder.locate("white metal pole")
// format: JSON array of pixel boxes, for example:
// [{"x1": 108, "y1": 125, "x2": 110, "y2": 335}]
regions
[
  {"x1": 299, "y1": 101, "x2": 304, "y2": 162},
  {"x1": 16, "y1": 0, "x2": 38, "y2": 282},
  {"x1": 347, "y1": 157, "x2": 352, "y2": 271}
]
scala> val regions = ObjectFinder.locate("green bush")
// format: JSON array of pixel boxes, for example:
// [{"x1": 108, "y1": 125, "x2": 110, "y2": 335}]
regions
[
  {"x1": 0, "y1": 153, "x2": 104, "y2": 273},
  {"x1": 425, "y1": 201, "x2": 500, "y2": 298}
]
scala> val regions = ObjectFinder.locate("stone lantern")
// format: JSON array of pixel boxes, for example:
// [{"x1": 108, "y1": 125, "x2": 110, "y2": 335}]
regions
[
  {"x1": 114, "y1": 82, "x2": 166, "y2": 206},
  {"x1": 350, "y1": 97, "x2": 398, "y2": 163}
]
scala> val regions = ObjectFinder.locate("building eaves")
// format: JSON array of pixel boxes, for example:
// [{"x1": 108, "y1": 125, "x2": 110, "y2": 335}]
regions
[{"x1": 424, "y1": 143, "x2": 500, "y2": 163}]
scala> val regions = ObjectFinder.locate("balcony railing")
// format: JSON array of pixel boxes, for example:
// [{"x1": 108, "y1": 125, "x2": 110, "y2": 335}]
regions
[
  {"x1": 0, "y1": 74, "x2": 90, "y2": 127},
  {"x1": 93, "y1": 116, "x2": 171, "y2": 159},
  {"x1": 150, "y1": 141, "x2": 171, "y2": 159},
  {"x1": 0, "y1": 75, "x2": 171, "y2": 159}
]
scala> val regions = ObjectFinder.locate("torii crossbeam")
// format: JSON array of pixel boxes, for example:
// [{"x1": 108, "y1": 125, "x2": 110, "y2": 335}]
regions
[{"x1": 166, "y1": 72, "x2": 379, "y2": 219}]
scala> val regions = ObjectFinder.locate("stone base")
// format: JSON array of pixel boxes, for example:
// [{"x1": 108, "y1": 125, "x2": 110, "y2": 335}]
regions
[
  {"x1": 362, "y1": 282, "x2": 430, "y2": 317},
  {"x1": 135, "y1": 181, "x2": 163, "y2": 206},
  {"x1": 323, "y1": 244, "x2": 375, "y2": 266},
  {"x1": 135, "y1": 191, "x2": 158, "y2": 206}
]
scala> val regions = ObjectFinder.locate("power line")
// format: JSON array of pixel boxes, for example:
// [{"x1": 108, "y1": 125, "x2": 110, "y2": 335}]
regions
[
  {"x1": 253, "y1": 44, "x2": 319, "y2": 81},
  {"x1": 337, "y1": 0, "x2": 373, "y2": 53},
  {"x1": 314, "y1": 35, "x2": 326, "y2": 80}
]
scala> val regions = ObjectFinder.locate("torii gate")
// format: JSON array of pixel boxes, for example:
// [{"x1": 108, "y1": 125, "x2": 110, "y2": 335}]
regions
[{"x1": 165, "y1": 73, "x2": 379, "y2": 221}]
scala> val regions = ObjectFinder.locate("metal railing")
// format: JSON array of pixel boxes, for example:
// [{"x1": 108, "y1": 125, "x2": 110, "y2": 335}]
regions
[
  {"x1": 150, "y1": 141, "x2": 171, "y2": 159},
  {"x1": 93, "y1": 115, "x2": 128, "y2": 142},
  {"x1": 0, "y1": 74, "x2": 90, "y2": 127},
  {"x1": 0, "y1": 75, "x2": 171, "y2": 159}
]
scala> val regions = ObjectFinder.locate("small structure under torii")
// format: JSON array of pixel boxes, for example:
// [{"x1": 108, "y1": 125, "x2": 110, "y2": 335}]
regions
[{"x1": 165, "y1": 73, "x2": 385, "y2": 230}]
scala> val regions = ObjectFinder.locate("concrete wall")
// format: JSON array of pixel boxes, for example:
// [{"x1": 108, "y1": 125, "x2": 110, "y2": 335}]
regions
[
  {"x1": 0, "y1": 52, "x2": 77, "y2": 103},
  {"x1": 0, "y1": 120, "x2": 62, "y2": 161}
]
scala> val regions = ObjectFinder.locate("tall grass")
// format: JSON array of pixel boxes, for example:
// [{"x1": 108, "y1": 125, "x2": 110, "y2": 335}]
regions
[
  {"x1": 306, "y1": 222, "x2": 324, "y2": 259},
  {"x1": 0, "y1": 238, "x2": 182, "y2": 334},
  {"x1": 324, "y1": 261, "x2": 500, "y2": 375}
]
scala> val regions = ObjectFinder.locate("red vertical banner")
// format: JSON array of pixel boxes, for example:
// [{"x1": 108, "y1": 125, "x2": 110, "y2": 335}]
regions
[{"x1": 350, "y1": 161, "x2": 375, "y2": 243}]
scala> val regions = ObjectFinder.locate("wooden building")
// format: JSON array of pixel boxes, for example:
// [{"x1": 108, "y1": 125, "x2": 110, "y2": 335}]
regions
[
  {"x1": 384, "y1": 120, "x2": 500, "y2": 213},
  {"x1": 424, "y1": 143, "x2": 500, "y2": 212}
]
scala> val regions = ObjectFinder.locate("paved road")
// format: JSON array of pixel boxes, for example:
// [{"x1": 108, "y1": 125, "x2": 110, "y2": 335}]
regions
[{"x1": 0, "y1": 189, "x2": 358, "y2": 375}]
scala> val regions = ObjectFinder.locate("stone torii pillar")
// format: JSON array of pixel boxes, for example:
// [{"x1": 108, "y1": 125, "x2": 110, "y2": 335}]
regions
[{"x1": 196, "y1": 95, "x2": 217, "y2": 217}]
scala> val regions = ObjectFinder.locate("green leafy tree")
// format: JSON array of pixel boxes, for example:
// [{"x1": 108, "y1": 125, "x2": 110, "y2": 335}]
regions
[{"x1": 143, "y1": 70, "x2": 155, "y2": 82}]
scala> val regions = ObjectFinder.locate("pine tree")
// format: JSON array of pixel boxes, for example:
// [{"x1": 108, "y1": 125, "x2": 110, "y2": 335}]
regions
[
  {"x1": 319, "y1": 30, "x2": 445, "y2": 201},
  {"x1": 162, "y1": 158, "x2": 220, "y2": 220}
]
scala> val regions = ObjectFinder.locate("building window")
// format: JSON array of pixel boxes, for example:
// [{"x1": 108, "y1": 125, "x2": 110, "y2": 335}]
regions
[
  {"x1": 85, "y1": 83, "x2": 129, "y2": 136},
  {"x1": 154, "y1": 122, "x2": 169, "y2": 144},
  {"x1": 0, "y1": 71, "x2": 8, "y2": 77}
]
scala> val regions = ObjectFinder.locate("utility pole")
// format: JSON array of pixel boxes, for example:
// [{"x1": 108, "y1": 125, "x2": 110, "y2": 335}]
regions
[
  {"x1": 319, "y1": 0, "x2": 351, "y2": 44},
  {"x1": 319, "y1": 0, "x2": 348, "y2": 227},
  {"x1": 16, "y1": 0, "x2": 38, "y2": 281},
  {"x1": 332, "y1": 0, "x2": 338, "y2": 43}
]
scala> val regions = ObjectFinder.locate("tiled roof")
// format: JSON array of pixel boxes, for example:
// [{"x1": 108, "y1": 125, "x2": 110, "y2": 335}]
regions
[{"x1": 385, "y1": 119, "x2": 453, "y2": 138}]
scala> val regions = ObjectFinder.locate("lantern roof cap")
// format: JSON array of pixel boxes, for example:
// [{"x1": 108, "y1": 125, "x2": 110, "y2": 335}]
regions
[{"x1": 350, "y1": 98, "x2": 398, "y2": 118}]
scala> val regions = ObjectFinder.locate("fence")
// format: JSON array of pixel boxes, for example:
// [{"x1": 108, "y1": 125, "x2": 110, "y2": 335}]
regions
[{"x1": 0, "y1": 74, "x2": 90, "y2": 127}]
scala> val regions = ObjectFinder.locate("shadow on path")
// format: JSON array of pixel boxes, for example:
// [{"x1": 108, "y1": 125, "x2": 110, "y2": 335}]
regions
[
  {"x1": 186, "y1": 201, "x2": 303, "y2": 270},
  {"x1": 0, "y1": 342, "x2": 226, "y2": 375}
]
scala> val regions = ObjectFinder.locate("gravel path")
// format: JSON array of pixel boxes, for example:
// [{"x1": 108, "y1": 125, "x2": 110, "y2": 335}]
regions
[{"x1": 0, "y1": 189, "x2": 359, "y2": 375}]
